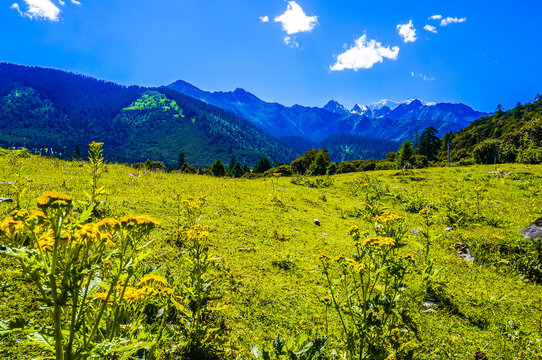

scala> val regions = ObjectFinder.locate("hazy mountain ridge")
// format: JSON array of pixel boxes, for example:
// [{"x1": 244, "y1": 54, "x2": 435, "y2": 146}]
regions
[{"x1": 169, "y1": 81, "x2": 489, "y2": 143}]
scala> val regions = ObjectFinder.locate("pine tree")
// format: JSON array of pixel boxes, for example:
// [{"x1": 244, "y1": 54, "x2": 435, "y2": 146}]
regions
[
  {"x1": 71, "y1": 144, "x2": 82, "y2": 160},
  {"x1": 307, "y1": 152, "x2": 329, "y2": 175},
  {"x1": 396, "y1": 141, "x2": 415, "y2": 168},
  {"x1": 254, "y1": 157, "x2": 272, "y2": 173},
  {"x1": 418, "y1": 127, "x2": 440, "y2": 161},
  {"x1": 178, "y1": 152, "x2": 186, "y2": 170},
  {"x1": 209, "y1": 158, "x2": 226, "y2": 177}
]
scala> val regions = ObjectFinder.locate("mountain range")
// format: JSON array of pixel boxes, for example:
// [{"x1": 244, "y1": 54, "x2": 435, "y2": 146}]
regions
[
  {"x1": 0, "y1": 63, "x2": 493, "y2": 167},
  {"x1": 169, "y1": 80, "x2": 489, "y2": 144}
]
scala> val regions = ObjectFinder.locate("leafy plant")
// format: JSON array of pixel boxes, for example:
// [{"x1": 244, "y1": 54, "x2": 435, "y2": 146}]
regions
[
  {"x1": 84, "y1": 141, "x2": 106, "y2": 209},
  {"x1": 319, "y1": 216, "x2": 417, "y2": 360},
  {"x1": 0, "y1": 191, "x2": 167, "y2": 359},
  {"x1": 251, "y1": 334, "x2": 327, "y2": 360}
]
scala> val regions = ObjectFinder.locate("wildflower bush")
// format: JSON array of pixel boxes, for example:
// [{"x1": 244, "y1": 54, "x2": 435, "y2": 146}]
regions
[
  {"x1": 160, "y1": 195, "x2": 229, "y2": 360},
  {"x1": 0, "y1": 191, "x2": 167, "y2": 359},
  {"x1": 319, "y1": 213, "x2": 417, "y2": 360},
  {"x1": 84, "y1": 142, "x2": 106, "y2": 209}
]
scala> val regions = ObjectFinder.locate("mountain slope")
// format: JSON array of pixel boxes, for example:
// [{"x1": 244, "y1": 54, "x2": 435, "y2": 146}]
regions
[
  {"x1": 168, "y1": 80, "x2": 488, "y2": 143},
  {"x1": 446, "y1": 97, "x2": 542, "y2": 162},
  {"x1": 0, "y1": 63, "x2": 298, "y2": 167}
]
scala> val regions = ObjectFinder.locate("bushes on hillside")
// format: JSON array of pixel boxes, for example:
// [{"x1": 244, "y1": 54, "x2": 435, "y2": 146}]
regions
[{"x1": 291, "y1": 149, "x2": 330, "y2": 175}]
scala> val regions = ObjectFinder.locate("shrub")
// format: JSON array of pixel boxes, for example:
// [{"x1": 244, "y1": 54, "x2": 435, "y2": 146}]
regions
[
  {"x1": 254, "y1": 157, "x2": 272, "y2": 173},
  {"x1": 473, "y1": 139, "x2": 501, "y2": 164},
  {"x1": 326, "y1": 162, "x2": 338, "y2": 175},
  {"x1": 307, "y1": 152, "x2": 329, "y2": 176},
  {"x1": 291, "y1": 149, "x2": 330, "y2": 175},
  {"x1": 375, "y1": 161, "x2": 396, "y2": 170},
  {"x1": 145, "y1": 159, "x2": 166, "y2": 171},
  {"x1": 336, "y1": 161, "x2": 359, "y2": 174},
  {"x1": 517, "y1": 146, "x2": 542, "y2": 164},
  {"x1": 264, "y1": 165, "x2": 293, "y2": 177}
]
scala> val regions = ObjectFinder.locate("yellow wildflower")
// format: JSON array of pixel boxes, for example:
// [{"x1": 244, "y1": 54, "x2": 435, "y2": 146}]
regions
[
  {"x1": 319, "y1": 253, "x2": 331, "y2": 260},
  {"x1": 120, "y1": 215, "x2": 160, "y2": 231},
  {"x1": 348, "y1": 225, "x2": 359, "y2": 234},
  {"x1": 0, "y1": 217, "x2": 26, "y2": 238},
  {"x1": 335, "y1": 254, "x2": 347, "y2": 262},
  {"x1": 374, "y1": 213, "x2": 404, "y2": 224},
  {"x1": 136, "y1": 274, "x2": 168, "y2": 287},
  {"x1": 353, "y1": 263, "x2": 365, "y2": 272},
  {"x1": 36, "y1": 191, "x2": 73, "y2": 209},
  {"x1": 38, "y1": 230, "x2": 55, "y2": 251},
  {"x1": 362, "y1": 236, "x2": 396, "y2": 247}
]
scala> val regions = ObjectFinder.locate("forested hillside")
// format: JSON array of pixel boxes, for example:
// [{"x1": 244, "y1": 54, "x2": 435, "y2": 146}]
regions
[
  {"x1": 446, "y1": 98, "x2": 542, "y2": 164},
  {"x1": 0, "y1": 63, "x2": 298, "y2": 167}
]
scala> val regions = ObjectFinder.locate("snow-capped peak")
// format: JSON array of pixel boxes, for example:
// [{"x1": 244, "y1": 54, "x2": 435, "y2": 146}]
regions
[{"x1": 351, "y1": 104, "x2": 369, "y2": 114}]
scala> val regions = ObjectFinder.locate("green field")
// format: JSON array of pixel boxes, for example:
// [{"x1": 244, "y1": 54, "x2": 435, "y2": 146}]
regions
[{"x1": 1, "y1": 148, "x2": 542, "y2": 359}]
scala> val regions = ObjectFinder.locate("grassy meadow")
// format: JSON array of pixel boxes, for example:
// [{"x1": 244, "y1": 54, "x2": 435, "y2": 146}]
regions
[{"x1": 1, "y1": 148, "x2": 542, "y2": 359}]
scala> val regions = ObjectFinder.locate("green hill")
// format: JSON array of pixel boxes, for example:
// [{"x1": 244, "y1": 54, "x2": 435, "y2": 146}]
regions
[
  {"x1": 446, "y1": 98, "x2": 542, "y2": 164},
  {"x1": 0, "y1": 63, "x2": 298, "y2": 167}
]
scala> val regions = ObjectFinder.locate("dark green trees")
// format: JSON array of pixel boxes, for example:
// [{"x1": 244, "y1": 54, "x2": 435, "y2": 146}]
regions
[
  {"x1": 418, "y1": 127, "x2": 440, "y2": 161},
  {"x1": 210, "y1": 158, "x2": 226, "y2": 177},
  {"x1": 178, "y1": 152, "x2": 186, "y2": 170},
  {"x1": 396, "y1": 141, "x2": 415, "y2": 168},
  {"x1": 291, "y1": 149, "x2": 330, "y2": 175},
  {"x1": 254, "y1": 157, "x2": 272, "y2": 173},
  {"x1": 307, "y1": 152, "x2": 329, "y2": 175}
]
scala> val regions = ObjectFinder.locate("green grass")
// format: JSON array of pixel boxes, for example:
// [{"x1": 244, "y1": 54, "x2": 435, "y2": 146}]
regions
[{"x1": 1, "y1": 149, "x2": 542, "y2": 359}]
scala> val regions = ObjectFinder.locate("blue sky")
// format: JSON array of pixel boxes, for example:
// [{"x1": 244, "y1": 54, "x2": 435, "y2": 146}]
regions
[{"x1": 1, "y1": 0, "x2": 540, "y2": 112}]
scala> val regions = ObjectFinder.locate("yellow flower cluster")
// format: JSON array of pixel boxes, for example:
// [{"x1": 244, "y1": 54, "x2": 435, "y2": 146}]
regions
[
  {"x1": 374, "y1": 213, "x2": 404, "y2": 224},
  {"x1": 356, "y1": 236, "x2": 396, "y2": 247},
  {"x1": 38, "y1": 230, "x2": 56, "y2": 251},
  {"x1": 89, "y1": 141, "x2": 104, "y2": 151},
  {"x1": 120, "y1": 215, "x2": 160, "y2": 231},
  {"x1": 37, "y1": 230, "x2": 74, "y2": 251},
  {"x1": 184, "y1": 224, "x2": 211, "y2": 243},
  {"x1": 319, "y1": 253, "x2": 331, "y2": 260},
  {"x1": 0, "y1": 217, "x2": 25, "y2": 238},
  {"x1": 136, "y1": 274, "x2": 168, "y2": 287},
  {"x1": 181, "y1": 196, "x2": 207, "y2": 210},
  {"x1": 403, "y1": 253, "x2": 415, "y2": 262},
  {"x1": 348, "y1": 225, "x2": 359, "y2": 234},
  {"x1": 36, "y1": 191, "x2": 73, "y2": 209},
  {"x1": 97, "y1": 218, "x2": 120, "y2": 233},
  {"x1": 74, "y1": 223, "x2": 114, "y2": 247}
]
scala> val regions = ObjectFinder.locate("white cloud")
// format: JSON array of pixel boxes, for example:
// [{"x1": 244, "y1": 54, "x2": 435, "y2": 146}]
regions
[
  {"x1": 440, "y1": 17, "x2": 467, "y2": 26},
  {"x1": 397, "y1": 20, "x2": 416, "y2": 43},
  {"x1": 330, "y1": 35, "x2": 400, "y2": 71},
  {"x1": 10, "y1": 3, "x2": 22, "y2": 14},
  {"x1": 284, "y1": 36, "x2": 299, "y2": 48},
  {"x1": 422, "y1": 74, "x2": 436, "y2": 81},
  {"x1": 423, "y1": 24, "x2": 437, "y2": 33},
  {"x1": 58, "y1": 0, "x2": 65, "y2": 6},
  {"x1": 11, "y1": 0, "x2": 61, "y2": 21},
  {"x1": 70, "y1": 0, "x2": 80, "y2": 4},
  {"x1": 428, "y1": 14, "x2": 442, "y2": 20},
  {"x1": 259, "y1": 15, "x2": 269, "y2": 23},
  {"x1": 274, "y1": 1, "x2": 317, "y2": 35},
  {"x1": 411, "y1": 71, "x2": 414, "y2": 77}
]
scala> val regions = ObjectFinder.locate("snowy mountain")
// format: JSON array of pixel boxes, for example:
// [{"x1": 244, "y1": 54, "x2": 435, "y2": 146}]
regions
[{"x1": 168, "y1": 80, "x2": 489, "y2": 143}]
